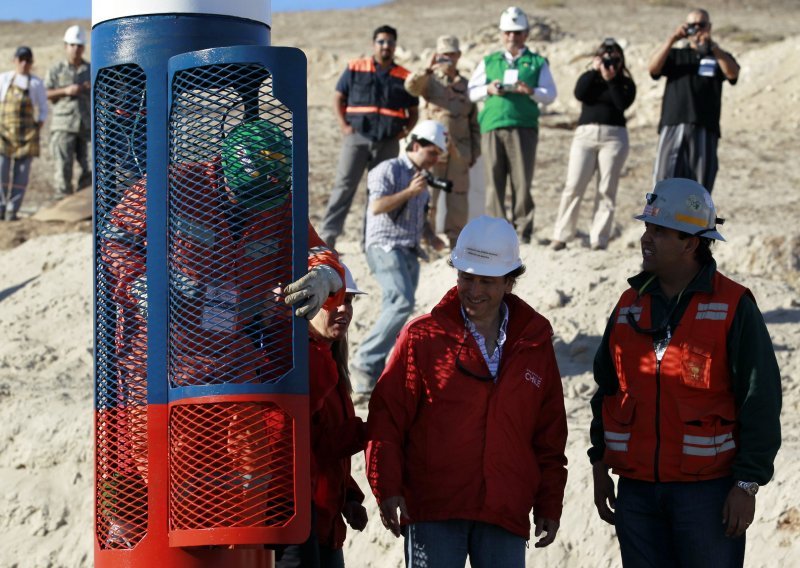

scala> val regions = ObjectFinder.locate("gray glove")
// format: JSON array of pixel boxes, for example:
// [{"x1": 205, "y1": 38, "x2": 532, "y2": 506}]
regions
[{"x1": 284, "y1": 265, "x2": 343, "y2": 319}]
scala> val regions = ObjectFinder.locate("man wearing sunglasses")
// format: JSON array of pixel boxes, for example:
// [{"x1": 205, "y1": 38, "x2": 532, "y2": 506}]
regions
[
  {"x1": 649, "y1": 9, "x2": 740, "y2": 193},
  {"x1": 468, "y1": 6, "x2": 557, "y2": 245},
  {"x1": 588, "y1": 178, "x2": 781, "y2": 567},
  {"x1": 318, "y1": 25, "x2": 419, "y2": 250},
  {"x1": 366, "y1": 215, "x2": 567, "y2": 567}
]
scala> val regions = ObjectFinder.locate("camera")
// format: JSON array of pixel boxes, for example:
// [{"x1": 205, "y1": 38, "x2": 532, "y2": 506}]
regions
[
  {"x1": 435, "y1": 55, "x2": 452, "y2": 65},
  {"x1": 685, "y1": 24, "x2": 698, "y2": 36},
  {"x1": 602, "y1": 56, "x2": 621, "y2": 69},
  {"x1": 422, "y1": 170, "x2": 453, "y2": 193}
]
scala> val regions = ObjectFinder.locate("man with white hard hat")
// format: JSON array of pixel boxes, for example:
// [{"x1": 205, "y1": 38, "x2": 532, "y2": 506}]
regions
[
  {"x1": 367, "y1": 215, "x2": 568, "y2": 567},
  {"x1": 468, "y1": 6, "x2": 557, "y2": 244},
  {"x1": 46, "y1": 25, "x2": 91, "y2": 200},
  {"x1": 350, "y1": 120, "x2": 447, "y2": 395},
  {"x1": 589, "y1": 178, "x2": 781, "y2": 567}
]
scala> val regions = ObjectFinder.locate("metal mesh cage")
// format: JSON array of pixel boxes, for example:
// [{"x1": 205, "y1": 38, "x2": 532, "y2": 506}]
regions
[
  {"x1": 169, "y1": 401, "x2": 297, "y2": 530},
  {"x1": 94, "y1": 64, "x2": 149, "y2": 550},
  {"x1": 168, "y1": 64, "x2": 295, "y2": 388}
]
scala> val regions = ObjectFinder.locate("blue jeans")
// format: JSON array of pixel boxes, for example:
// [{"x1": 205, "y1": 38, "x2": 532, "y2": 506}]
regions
[
  {"x1": 616, "y1": 476, "x2": 745, "y2": 568},
  {"x1": 403, "y1": 519, "x2": 525, "y2": 568},
  {"x1": 352, "y1": 245, "x2": 419, "y2": 392}
]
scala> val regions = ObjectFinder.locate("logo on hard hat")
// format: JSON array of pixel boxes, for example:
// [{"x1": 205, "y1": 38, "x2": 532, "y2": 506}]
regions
[{"x1": 686, "y1": 195, "x2": 702, "y2": 211}]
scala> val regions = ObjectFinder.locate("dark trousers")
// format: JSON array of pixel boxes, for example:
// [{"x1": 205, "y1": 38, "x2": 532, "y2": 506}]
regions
[
  {"x1": 653, "y1": 123, "x2": 719, "y2": 193},
  {"x1": 319, "y1": 132, "x2": 399, "y2": 249},
  {"x1": 616, "y1": 476, "x2": 745, "y2": 568},
  {"x1": 481, "y1": 127, "x2": 538, "y2": 242}
]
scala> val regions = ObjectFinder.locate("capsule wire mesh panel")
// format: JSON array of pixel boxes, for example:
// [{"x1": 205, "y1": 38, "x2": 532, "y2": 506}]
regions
[
  {"x1": 94, "y1": 64, "x2": 149, "y2": 550},
  {"x1": 168, "y1": 64, "x2": 295, "y2": 388},
  {"x1": 169, "y1": 401, "x2": 296, "y2": 530}
]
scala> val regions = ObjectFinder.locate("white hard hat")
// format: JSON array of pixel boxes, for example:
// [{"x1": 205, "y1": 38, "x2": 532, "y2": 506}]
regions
[
  {"x1": 409, "y1": 120, "x2": 448, "y2": 153},
  {"x1": 635, "y1": 178, "x2": 725, "y2": 241},
  {"x1": 499, "y1": 6, "x2": 529, "y2": 32},
  {"x1": 342, "y1": 264, "x2": 366, "y2": 295},
  {"x1": 64, "y1": 25, "x2": 87, "y2": 46},
  {"x1": 451, "y1": 215, "x2": 523, "y2": 277}
]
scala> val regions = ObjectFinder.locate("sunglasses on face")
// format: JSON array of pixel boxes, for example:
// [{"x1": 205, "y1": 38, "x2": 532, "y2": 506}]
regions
[
  {"x1": 503, "y1": 30, "x2": 525, "y2": 36},
  {"x1": 686, "y1": 21, "x2": 708, "y2": 29},
  {"x1": 375, "y1": 39, "x2": 396, "y2": 46}
]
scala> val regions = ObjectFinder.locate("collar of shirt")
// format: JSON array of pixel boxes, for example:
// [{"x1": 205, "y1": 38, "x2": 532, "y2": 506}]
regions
[
  {"x1": 460, "y1": 301, "x2": 510, "y2": 379},
  {"x1": 399, "y1": 152, "x2": 417, "y2": 171},
  {"x1": 503, "y1": 46, "x2": 529, "y2": 66}
]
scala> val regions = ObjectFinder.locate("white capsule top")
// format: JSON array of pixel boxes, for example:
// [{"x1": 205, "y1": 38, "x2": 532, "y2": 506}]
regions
[{"x1": 93, "y1": 0, "x2": 271, "y2": 26}]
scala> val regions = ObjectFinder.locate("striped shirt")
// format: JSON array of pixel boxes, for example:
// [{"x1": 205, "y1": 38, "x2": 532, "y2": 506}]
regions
[
  {"x1": 461, "y1": 302, "x2": 510, "y2": 379},
  {"x1": 364, "y1": 153, "x2": 430, "y2": 255}
]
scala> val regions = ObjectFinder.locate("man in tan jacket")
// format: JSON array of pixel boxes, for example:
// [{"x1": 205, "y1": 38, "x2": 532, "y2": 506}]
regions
[{"x1": 405, "y1": 35, "x2": 481, "y2": 248}]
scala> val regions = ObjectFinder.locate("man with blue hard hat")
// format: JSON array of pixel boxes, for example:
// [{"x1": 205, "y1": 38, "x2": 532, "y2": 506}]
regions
[{"x1": 589, "y1": 178, "x2": 782, "y2": 567}]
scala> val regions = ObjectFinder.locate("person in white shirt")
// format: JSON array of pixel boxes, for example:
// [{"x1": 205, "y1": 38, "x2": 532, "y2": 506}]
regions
[
  {"x1": 468, "y1": 6, "x2": 557, "y2": 244},
  {"x1": 0, "y1": 46, "x2": 48, "y2": 221}
]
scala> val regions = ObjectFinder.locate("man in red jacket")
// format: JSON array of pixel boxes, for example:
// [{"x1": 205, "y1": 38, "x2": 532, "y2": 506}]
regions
[{"x1": 366, "y1": 215, "x2": 568, "y2": 567}]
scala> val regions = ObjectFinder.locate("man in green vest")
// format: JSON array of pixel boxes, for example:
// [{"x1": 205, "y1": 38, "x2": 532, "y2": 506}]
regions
[{"x1": 468, "y1": 6, "x2": 557, "y2": 244}]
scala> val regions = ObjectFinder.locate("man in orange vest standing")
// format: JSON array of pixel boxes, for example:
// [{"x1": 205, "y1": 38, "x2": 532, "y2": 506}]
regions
[
  {"x1": 588, "y1": 178, "x2": 782, "y2": 567},
  {"x1": 318, "y1": 25, "x2": 419, "y2": 250}
]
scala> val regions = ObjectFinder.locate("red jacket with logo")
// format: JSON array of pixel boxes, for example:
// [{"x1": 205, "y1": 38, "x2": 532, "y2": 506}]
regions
[
  {"x1": 603, "y1": 271, "x2": 749, "y2": 482},
  {"x1": 366, "y1": 288, "x2": 568, "y2": 537}
]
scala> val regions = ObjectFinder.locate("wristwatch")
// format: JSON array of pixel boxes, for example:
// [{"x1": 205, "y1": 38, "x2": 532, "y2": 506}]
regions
[{"x1": 736, "y1": 480, "x2": 759, "y2": 497}]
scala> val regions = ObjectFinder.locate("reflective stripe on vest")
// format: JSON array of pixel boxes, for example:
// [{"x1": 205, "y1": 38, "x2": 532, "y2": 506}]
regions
[
  {"x1": 682, "y1": 433, "x2": 736, "y2": 456},
  {"x1": 696, "y1": 302, "x2": 729, "y2": 320},
  {"x1": 616, "y1": 305, "x2": 642, "y2": 324},
  {"x1": 604, "y1": 430, "x2": 630, "y2": 452},
  {"x1": 345, "y1": 105, "x2": 407, "y2": 118}
]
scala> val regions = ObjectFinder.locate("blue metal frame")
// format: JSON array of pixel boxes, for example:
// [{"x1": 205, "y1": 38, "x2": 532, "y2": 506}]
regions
[
  {"x1": 91, "y1": 16, "x2": 311, "y2": 411},
  {"x1": 166, "y1": 46, "x2": 309, "y2": 401}
]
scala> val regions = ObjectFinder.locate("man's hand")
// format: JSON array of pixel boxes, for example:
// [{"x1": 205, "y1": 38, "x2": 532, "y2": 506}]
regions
[
  {"x1": 487, "y1": 81, "x2": 505, "y2": 96},
  {"x1": 64, "y1": 84, "x2": 82, "y2": 97},
  {"x1": 592, "y1": 461, "x2": 617, "y2": 525},
  {"x1": 378, "y1": 495, "x2": 410, "y2": 537},
  {"x1": 427, "y1": 235, "x2": 446, "y2": 252},
  {"x1": 405, "y1": 172, "x2": 427, "y2": 198},
  {"x1": 340, "y1": 123, "x2": 354, "y2": 136},
  {"x1": 722, "y1": 486, "x2": 755, "y2": 538},
  {"x1": 672, "y1": 22, "x2": 690, "y2": 42},
  {"x1": 283, "y1": 265, "x2": 343, "y2": 319},
  {"x1": 512, "y1": 81, "x2": 533, "y2": 95},
  {"x1": 342, "y1": 501, "x2": 368, "y2": 531},
  {"x1": 533, "y1": 516, "x2": 559, "y2": 548}
]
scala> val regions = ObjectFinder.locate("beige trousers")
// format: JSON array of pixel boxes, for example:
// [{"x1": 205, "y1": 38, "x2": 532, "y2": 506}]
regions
[{"x1": 552, "y1": 124, "x2": 629, "y2": 248}]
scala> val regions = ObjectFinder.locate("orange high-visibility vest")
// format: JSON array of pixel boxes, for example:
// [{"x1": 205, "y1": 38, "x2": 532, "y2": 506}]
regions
[{"x1": 603, "y1": 271, "x2": 750, "y2": 482}]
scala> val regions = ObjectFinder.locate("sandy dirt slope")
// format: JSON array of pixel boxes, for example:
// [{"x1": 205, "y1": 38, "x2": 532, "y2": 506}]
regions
[{"x1": 0, "y1": 1, "x2": 798, "y2": 566}]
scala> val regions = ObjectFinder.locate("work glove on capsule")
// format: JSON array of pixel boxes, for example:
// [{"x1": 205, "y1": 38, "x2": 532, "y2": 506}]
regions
[{"x1": 284, "y1": 265, "x2": 343, "y2": 319}]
